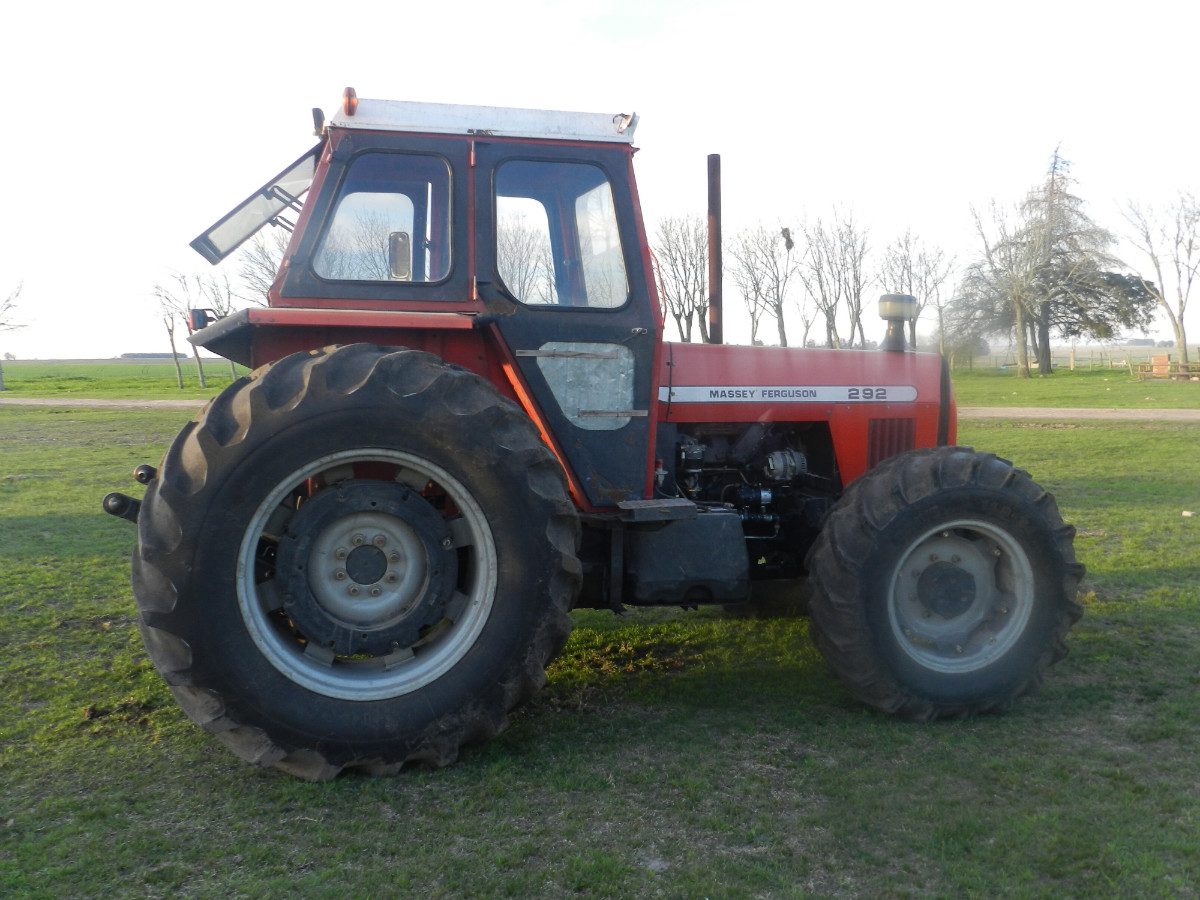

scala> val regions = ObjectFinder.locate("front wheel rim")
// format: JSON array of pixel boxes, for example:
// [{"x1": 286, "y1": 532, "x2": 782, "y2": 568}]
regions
[
  {"x1": 236, "y1": 449, "x2": 498, "y2": 701},
  {"x1": 887, "y1": 518, "x2": 1035, "y2": 674}
]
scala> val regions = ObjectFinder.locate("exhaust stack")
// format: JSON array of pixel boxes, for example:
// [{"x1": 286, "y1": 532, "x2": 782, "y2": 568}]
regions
[{"x1": 707, "y1": 154, "x2": 723, "y2": 344}]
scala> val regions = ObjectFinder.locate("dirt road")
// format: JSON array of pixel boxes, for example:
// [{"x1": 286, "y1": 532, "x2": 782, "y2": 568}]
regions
[{"x1": 0, "y1": 396, "x2": 207, "y2": 410}]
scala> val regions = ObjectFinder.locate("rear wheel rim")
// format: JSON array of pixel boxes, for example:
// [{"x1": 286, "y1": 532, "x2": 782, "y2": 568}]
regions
[
  {"x1": 236, "y1": 449, "x2": 497, "y2": 701},
  {"x1": 887, "y1": 518, "x2": 1034, "y2": 674}
]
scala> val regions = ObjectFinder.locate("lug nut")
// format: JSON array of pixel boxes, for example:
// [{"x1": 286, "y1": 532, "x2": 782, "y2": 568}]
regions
[
  {"x1": 370, "y1": 587, "x2": 382, "y2": 597},
  {"x1": 334, "y1": 547, "x2": 348, "y2": 560},
  {"x1": 955, "y1": 645, "x2": 963, "y2": 654},
  {"x1": 352, "y1": 534, "x2": 365, "y2": 546},
  {"x1": 348, "y1": 586, "x2": 360, "y2": 596},
  {"x1": 386, "y1": 573, "x2": 399, "y2": 584},
  {"x1": 441, "y1": 537, "x2": 453, "y2": 550},
  {"x1": 373, "y1": 535, "x2": 387, "y2": 547},
  {"x1": 335, "y1": 570, "x2": 347, "y2": 581},
  {"x1": 389, "y1": 551, "x2": 400, "y2": 562}
]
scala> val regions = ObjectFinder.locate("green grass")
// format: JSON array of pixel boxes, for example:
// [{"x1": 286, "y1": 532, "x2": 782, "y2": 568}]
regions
[
  {"x1": 0, "y1": 360, "x2": 243, "y2": 399},
  {"x1": 951, "y1": 366, "x2": 1200, "y2": 408},
  {"x1": 2, "y1": 408, "x2": 1199, "y2": 895}
]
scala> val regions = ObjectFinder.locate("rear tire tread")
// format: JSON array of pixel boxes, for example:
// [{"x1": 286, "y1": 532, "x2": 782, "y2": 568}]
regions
[{"x1": 134, "y1": 344, "x2": 579, "y2": 780}]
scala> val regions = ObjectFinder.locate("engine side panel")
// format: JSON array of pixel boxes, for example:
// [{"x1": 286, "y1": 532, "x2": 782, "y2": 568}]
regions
[{"x1": 658, "y1": 342, "x2": 951, "y2": 485}]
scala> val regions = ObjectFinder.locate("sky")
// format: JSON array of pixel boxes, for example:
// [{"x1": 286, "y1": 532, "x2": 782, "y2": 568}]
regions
[{"x1": 1, "y1": 0, "x2": 1198, "y2": 358}]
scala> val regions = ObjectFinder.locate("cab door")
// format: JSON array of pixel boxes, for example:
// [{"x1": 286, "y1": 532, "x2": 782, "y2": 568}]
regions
[{"x1": 473, "y1": 142, "x2": 658, "y2": 508}]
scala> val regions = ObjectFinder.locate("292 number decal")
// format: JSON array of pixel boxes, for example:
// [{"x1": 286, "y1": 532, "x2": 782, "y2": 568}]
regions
[{"x1": 847, "y1": 387, "x2": 888, "y2": 401}]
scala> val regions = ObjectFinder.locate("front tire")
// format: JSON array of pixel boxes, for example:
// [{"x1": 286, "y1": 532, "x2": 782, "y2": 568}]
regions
[
  {"x1": 805, "y1": 447, "x2": 1084, "y2": 719},
  {"x1": 132, "y1": 345, "x2": 580, "y2": 779}
]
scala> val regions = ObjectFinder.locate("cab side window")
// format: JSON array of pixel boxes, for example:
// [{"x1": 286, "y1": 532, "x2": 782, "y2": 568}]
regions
[
  {"x1": 495, "y1": 160, "x2": 628, "y2": 308},
  {"x1": 314, "y1": 152, "x2": 452, "y2": 283}
]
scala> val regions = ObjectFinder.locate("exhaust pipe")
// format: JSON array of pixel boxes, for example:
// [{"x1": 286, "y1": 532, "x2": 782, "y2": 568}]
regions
[{"x1": 707, "y1": 154, "x2": 723, "y2": 345}]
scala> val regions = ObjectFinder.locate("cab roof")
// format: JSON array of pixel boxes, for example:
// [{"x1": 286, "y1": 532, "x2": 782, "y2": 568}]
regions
[{"x1": 329, "y1": 97, "x2": 638, "y2": 144}]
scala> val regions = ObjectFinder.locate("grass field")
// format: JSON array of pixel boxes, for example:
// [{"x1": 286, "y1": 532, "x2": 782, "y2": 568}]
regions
[
  {"x1": 0, "y1": 360, "x2": 243, "y2": 399},
  {"x1": 951, "y1": 367, "x2": 1200, "y2": 409},
  {"x1": 2, "y1": 407, "x2": 1199, "y2": 896},
  {"x1": 3, "y1": 358, "x2": 1200, "y2": 409}
]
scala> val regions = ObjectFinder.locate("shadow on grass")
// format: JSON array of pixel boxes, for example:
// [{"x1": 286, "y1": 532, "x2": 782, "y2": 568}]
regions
[{"x1": 0, "y1": 514, "x2": 136, "y2": 561}]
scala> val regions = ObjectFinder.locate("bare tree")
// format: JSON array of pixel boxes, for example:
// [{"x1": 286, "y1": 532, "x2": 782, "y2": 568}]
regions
[
  {"x1": 1124, "y1": 195, "x2": 1199, "y2": 367},
  {"x1": 153, "y1": 285, "x2": 185, "y2": 390},
  {"x1": 0, "y1": 282, "x2": 24, "y2": 391},
  {"x1": 237, "y1": 229, "x2": 289, "y2": 306},
  {"x1": 969, "y1": 201, "x2": 1043, "y2": 376},
  {"x1": 314, "y1": 210, "x2": 400, "y2": 281},
  {"x1": 880, "y1": 231, "x2": 955, "y2": 350},
  {"x1": 153, "y1": 275, "x2": 208, "y2": 389},
  {"x1": 202, "y1": 274, "x2": 243, "y2": 379},
  {"x1": 730, "y1": 225, "x2": 797, "y2": 346},
  {"x1": 652, "y1": 215, "x2": 708, "y2": 342},
  {"x1": 497, "y1": 212, "x2": 557, "y2": 304},
  {"x1": 730, "y1": 232, "x2": 769, "y2": 345},
  {"x1": 833, "y1": 212, "x2": 870, "y2": 347},
  {"x1": 798, "y1": 219, "x2": 844, "y2": 348}
]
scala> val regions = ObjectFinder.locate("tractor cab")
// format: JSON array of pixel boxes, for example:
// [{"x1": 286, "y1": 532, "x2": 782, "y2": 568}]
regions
[{"x1": 191, "y1": 93, "x2": 660, "y2": 508}]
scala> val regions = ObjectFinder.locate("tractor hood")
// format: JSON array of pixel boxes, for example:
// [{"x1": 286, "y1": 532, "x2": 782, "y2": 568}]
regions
[{"x1": 656, "y1": 342, "x2": 954, "y2": 484}]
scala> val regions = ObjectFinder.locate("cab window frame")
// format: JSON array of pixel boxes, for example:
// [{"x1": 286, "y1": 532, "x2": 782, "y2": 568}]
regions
[{"x1": 280, "y1": 133, "x2": 471, "y2": 304}]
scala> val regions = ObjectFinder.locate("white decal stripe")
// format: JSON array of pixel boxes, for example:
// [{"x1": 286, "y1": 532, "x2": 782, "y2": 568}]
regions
[{"x1": 658, "y1": 385, "x2": 918, "y2": 403}]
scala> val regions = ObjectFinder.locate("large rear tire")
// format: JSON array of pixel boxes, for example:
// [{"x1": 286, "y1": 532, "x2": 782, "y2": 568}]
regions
[
  {"x1": 132, "y1": 344, "x2": 580, "y2": 779},
  {"x1": 805, "y1": 446, "x2": 1083, "y2": 719}
]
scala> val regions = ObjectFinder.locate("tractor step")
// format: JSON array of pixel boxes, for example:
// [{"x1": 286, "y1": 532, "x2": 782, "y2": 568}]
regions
[{"x1": 615, "y1": 498, "x2": 698, "y2": 522}]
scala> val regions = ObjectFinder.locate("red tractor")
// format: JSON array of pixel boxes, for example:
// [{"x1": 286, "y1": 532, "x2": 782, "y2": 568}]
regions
[{"x1": 105, "y1": 89, "x2": 1083, "y2": 780}]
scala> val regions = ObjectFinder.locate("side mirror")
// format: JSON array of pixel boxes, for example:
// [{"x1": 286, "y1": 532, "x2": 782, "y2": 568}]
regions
[{"x1": 388, "y1": 231, "x2": 413, "y2": 281}]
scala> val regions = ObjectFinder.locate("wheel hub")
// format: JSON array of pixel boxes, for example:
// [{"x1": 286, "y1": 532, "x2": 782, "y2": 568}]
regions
[
  {"x1": 345, "y1": 545, "x2": 388, "y2": 585},
  {"x1": 888, "y1": 520, "x2": 1035, "y2": 674},
  {"x1": 275, "y1": 480, "x2": 458, "y2": 656},
  {"x1": 916, "y1": 561, "x2": 977, "y2": 619}
]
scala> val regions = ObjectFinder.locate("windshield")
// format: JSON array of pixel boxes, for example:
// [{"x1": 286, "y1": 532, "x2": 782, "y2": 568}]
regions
[{"x1": 190, "y1": 144, "x2": 321, "y2": 265}]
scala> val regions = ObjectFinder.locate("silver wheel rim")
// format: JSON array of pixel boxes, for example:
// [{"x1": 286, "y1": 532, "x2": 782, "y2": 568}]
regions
[
  {"x1": 236, "y1": 449, "x2": 497, "y2": 701},
  {"x1": 887, "y1": 518, "x2": 1034, "y2": 674}
]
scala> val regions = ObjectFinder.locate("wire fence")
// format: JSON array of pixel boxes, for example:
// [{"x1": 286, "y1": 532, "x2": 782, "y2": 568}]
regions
[{"x1": 954, "y1": 346, "x2": 1200, "y2": 373}]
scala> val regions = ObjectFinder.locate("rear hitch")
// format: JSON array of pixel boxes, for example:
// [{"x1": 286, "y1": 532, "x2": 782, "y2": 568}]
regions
[
  {"x1": 103, "y1": 492, "x2": 141, "y2": 524},
  {"x1": 103, "y1": 465, "x2": 156, "y2": 524}
]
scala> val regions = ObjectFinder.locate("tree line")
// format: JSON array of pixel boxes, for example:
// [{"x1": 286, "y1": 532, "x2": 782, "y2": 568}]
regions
[
  {"x1": 653, "y1": 151, "x2": 1197, "y2": 377},
  {"x1": 144, "y1": 152, "x2": 1198, "y2": 388}
]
